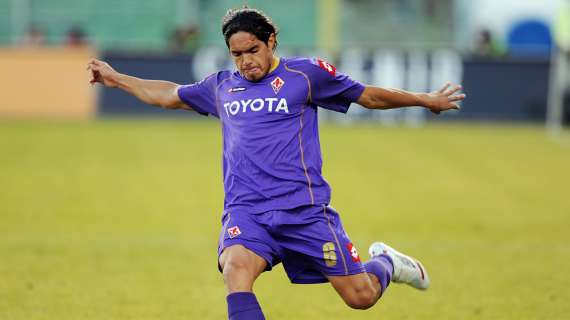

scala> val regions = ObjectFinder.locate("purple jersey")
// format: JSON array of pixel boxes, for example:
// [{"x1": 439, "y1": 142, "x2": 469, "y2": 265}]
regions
[{"x1": 178, "y1": 57, "x2": 365, "y2": 213}]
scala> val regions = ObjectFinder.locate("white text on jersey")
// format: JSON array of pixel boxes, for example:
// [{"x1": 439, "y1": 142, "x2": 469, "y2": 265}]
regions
[{"x1": 223, "y1": 98, "x2": 289, "y2": 117}]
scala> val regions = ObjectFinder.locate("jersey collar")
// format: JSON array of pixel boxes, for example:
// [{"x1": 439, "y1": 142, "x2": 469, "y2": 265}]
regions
[
  {"x1": 234, "y1": 56, "x2": 282, "y2": 83},
  {"x1": 268, "y1": 56, "x2": 280, "y2": 74}
]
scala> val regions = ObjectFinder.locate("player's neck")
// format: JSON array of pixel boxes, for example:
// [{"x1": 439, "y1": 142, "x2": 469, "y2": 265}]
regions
[{"x1": 268, "y1": 56, "x2": 280, "y2": 73}]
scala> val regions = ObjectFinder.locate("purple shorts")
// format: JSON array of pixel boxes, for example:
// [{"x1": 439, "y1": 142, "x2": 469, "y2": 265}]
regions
[{"x1": 217, "y1": 204, "x2": 366, "y2": 284}]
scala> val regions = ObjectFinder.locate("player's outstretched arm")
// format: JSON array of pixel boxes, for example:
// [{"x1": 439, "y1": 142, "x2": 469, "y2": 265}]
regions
[
  {"x1": 357, "y1": 83, "x2": 466, "y2": 114},
  {"x1": 87, "y1": 59, "x2": 192, "y2": 110}
]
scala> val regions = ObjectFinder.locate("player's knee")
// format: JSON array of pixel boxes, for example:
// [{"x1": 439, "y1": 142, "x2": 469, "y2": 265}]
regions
[
  {"x1": 344, "y1": 287, "x2": 378, "y2": 310},
  {"x1": 221, "y1": 247, "x2": 258, "y2": 282},
  {"x1": 222, "y1": 255, "x2": 252, "y2": 277}
]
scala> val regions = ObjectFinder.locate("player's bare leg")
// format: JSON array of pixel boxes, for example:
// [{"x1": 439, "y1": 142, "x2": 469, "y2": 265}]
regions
[
  {"x1": 328, "y1": 272, "x2": 382, "y2": 309},
  {"x1": 219, "y1": 244, "x2": 267, "y2": 319},
  {"x1": 219, "y1": 244, "x2": 267, "y2": 292},
  {"x1": 328, "y1": 242, "x2": 430, "y2": 310}
]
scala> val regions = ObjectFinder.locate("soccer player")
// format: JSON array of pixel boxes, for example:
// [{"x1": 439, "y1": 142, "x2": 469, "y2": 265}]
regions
[{"x1": 88, "y1": 7, "x2": 465, "y2": 320}]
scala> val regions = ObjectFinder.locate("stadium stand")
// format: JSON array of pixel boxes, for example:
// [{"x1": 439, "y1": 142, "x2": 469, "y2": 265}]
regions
[
  {"x1": 0, "y1": 0, "x2": 453, "y2": 50},
  {"x1": 0, "y1": 0, "x2": 189, "y2": 49}
]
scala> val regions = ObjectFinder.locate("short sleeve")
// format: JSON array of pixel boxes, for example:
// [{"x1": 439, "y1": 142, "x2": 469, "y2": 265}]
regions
[
  {"x1": 307, "y1": 58, "x2": 365, "y2": 113},
  {"x1": 177, "y1": 73, "x2": 219, "y2": 118}
]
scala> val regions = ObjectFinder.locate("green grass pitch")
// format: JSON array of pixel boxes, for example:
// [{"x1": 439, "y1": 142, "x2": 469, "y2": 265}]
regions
[{"x1": 1, "y1": 120, "x2": 569, "y2": 319}]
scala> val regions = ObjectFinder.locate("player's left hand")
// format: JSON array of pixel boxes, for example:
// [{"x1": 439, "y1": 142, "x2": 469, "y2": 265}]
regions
[{"x1": 422, "y1": 83, "x2": 466, "y2": 115}]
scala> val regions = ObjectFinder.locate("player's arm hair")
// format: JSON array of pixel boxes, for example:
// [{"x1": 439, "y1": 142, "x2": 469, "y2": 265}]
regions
[
  {"x1": 113, "y1": 74, "x2": 192, "y2": 110},
  {"x1": 357, "y1": 86, "x2": 427, "y2": 110}
]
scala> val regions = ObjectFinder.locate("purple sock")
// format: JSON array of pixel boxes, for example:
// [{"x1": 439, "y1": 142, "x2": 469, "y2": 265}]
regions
[
  {"x1": 227, "y1": 292, "x2": 265, "y2": 320},
  {"x1": 364, "y1": 254, "x2": 394, "y2": 295}
]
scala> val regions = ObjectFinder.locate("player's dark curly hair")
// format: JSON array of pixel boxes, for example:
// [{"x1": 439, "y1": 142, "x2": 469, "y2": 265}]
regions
[{"x1": 222, "y1": 7, "x2": 279, "y2": 51}]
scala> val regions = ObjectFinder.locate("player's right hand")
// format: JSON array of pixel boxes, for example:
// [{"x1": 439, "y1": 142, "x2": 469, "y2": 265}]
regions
[
  {"x1": 87, "y1": 59, "x2": 120, "y2": 88},
  {"x1": 422, "y1": 82, "x2": 466, "y2": 115}
]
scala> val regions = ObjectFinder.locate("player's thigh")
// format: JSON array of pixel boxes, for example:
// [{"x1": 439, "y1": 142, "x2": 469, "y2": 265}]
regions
[
  {"x1": 327, "y1": 272, "x2": 375, "y2": 295},
  {"x1": 219, "y1": 244, "x2": 267, "y2": 277},
  {"x1": 327, "y1": 273, "x2": 379, "y2": 309}
]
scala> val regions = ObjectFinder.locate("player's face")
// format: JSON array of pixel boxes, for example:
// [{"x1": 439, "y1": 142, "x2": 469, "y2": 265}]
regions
[{"x1": 228, "y1": 31, "x2": 275, "y2": 82}]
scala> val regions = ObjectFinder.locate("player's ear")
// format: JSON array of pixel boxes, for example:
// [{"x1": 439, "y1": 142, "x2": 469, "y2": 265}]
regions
[{"x1": 268, "y1": 33, "x2": 276, "y2": 52}]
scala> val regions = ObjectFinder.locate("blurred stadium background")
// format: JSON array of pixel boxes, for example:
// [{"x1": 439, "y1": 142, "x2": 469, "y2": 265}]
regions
[{"x1": 1, "y1": 0, "x2": 569, "y2": 319}]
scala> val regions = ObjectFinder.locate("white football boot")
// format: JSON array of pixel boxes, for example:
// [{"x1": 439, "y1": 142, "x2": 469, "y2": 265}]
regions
[{"x1": 368, "y1": 242, "x2": 430, "y2": 290}]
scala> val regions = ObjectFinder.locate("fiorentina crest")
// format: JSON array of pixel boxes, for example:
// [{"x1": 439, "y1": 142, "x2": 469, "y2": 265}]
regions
[
  {"x1": 227, "y1": 226, "x2": 241, "y2": 238},
  {"x1": 270, "y1": 76, "x2": 285, "y2": 94}
]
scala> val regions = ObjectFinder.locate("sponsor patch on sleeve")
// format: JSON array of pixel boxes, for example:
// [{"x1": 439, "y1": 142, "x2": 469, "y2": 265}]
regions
[{"x1": 316, "y1": 58, "x2": 337, "y2": 76}]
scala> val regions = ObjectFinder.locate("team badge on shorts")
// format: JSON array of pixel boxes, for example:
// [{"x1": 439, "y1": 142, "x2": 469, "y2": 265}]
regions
[
  {"x1": 227, "y1": 226, "x2": 241, "y2": 238},
  {"x1": 346, "y1": 243, "x2": 361, "y2": 262},
  {"x1": 270, "y1": 76, "x2": 285, "y2": 94}
]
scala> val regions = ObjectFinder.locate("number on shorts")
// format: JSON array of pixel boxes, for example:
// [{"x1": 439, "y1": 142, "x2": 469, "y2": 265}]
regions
[{"x1": 322, "y1": 242, "x2": 337, "y2": 267}]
